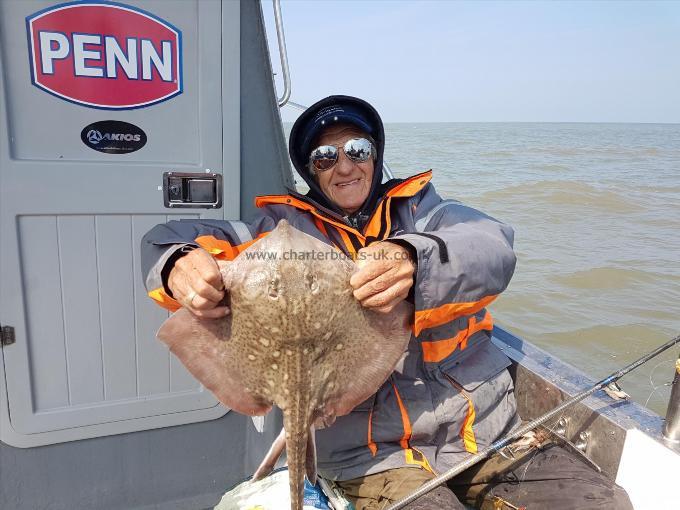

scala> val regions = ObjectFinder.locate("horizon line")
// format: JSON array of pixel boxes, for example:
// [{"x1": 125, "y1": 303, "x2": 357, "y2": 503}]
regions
[{"x1": 281, "y1": 119, "x2": 680, "y2": 126}]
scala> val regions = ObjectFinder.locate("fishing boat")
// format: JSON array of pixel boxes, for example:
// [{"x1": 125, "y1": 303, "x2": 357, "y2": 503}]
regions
[{"x1": 0, "y1": 2, "x2": 677, "y2": 509}]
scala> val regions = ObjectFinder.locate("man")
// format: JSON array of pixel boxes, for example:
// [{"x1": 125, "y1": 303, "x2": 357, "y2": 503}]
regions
[{"x1": 141, "y1": 95, "x2": 632, "y2": 509}]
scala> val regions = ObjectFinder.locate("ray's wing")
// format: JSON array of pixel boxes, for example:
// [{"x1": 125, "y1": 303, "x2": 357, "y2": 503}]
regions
[
  {"x1": 319, "y1": 301, "x2": 413, "y2": 418},
  {"x1": 157, "y1": 308, "x2": 272, "y2": 416}
]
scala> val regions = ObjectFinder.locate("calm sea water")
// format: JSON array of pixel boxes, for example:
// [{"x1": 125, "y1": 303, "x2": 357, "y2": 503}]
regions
[{"x1": 292, "y1": 123, "x2": 680, "y2": 414}]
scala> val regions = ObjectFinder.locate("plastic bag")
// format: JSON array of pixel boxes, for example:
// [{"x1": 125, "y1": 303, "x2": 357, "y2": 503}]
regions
[{"x1": 214, "y1": 467, "x2": 334, "y2": 510}]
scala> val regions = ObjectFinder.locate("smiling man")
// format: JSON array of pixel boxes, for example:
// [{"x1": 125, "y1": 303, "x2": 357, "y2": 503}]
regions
[
  {"x1": 141, "y1": 95, "x2": 632, "y2": 510},
  {"x1": 312, "y1": 124, "x2": 374, "y2": 213}
]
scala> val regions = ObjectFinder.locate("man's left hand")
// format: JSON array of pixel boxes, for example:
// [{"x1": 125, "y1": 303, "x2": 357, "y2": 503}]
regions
[{"x1": 350, "y1": 241, "x2": 415, "y2": 314}]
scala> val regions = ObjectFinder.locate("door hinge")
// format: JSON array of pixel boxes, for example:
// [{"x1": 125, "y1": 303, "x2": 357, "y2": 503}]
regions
[{"x1": 1, "y1": 326, "x2": 15, "y2": 346}]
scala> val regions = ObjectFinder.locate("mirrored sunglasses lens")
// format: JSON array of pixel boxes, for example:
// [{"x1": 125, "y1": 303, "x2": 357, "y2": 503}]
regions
[
  {"x1": 344, "y1": 138, "x2": 372, "y2": 162},
  {"x1": 311, "y1": 145, "x2": 338, "y2": 171}
]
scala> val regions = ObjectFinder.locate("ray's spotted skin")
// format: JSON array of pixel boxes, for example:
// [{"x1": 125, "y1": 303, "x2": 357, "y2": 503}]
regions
[{"x1": 156, "y1": 220, "x2": 412, "y2": 510}]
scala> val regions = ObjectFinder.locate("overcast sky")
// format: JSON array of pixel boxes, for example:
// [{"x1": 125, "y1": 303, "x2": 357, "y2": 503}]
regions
[{"x1": 263, "y1": 1, "x2": 680, "y2": 123}]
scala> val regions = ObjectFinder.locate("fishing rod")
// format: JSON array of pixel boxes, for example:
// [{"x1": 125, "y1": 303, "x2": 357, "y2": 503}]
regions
[{"x1": 387, "y1": 333, "x2": 680, "y2": 510}]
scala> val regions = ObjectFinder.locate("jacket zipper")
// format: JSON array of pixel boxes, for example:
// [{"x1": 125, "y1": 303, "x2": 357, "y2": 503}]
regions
[{"x1": 345, "y1": 215, "x2": 360, "y2": 229}]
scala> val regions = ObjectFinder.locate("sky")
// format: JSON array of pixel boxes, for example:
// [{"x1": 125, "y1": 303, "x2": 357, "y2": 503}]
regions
[{"x1": 262, "y1": 1, "x2": 680, "y2": 123}]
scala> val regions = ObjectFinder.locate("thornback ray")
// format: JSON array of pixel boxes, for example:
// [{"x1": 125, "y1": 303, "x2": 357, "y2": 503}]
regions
[{"x1": 157, "y1": 219, "x2": 413, "y2": 510}]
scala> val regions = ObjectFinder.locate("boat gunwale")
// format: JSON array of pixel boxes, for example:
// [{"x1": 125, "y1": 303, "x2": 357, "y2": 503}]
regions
[{"x1": 492, "y1": 325, "x2": 679, "y2": 480}]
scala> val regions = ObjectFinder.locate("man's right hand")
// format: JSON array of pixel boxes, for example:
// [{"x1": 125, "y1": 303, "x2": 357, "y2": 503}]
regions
[{"x1": 167, "y1": 248, "x2": 230, "y2": 319}]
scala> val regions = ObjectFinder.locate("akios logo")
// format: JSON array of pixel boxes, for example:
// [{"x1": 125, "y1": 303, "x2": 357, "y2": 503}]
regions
[
  {"x1": 87, "y1": 130, "x2": 141, "y2": 145},
  {"x1": 80, "y1": 120, "x2": 148, "y2": 154},
  {"x1": 26, "y1": 2, "x2": 182, "y2": 109}
]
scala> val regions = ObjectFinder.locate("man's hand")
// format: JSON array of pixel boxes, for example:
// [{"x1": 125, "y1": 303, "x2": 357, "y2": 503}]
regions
[
  {"x1": 168, "y1": 248, "x2": 230, "y2": 319},
  {"x1": 350, "y1": 241, "x2": 415, "y2": 314}
]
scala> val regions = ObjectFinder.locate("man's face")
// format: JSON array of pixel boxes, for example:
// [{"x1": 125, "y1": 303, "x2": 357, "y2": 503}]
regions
[{"x1": 312, "y1": 124, "x2": 375, "y2": 215}]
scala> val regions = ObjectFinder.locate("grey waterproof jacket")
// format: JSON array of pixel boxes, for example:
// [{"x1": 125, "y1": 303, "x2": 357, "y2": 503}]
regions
[{"x1": 141, "y1": 170, "x2": 519, "y2": 480}]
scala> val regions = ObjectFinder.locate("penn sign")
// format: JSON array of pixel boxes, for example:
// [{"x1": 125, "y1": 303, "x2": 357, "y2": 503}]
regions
[{"x1": 26, "y1": 1, "x2": 183, "y2": 109}]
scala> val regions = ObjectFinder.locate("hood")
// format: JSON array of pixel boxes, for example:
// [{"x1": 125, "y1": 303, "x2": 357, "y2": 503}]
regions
[{"x1": 288, "y1": 95, "x2": 386, "y2": 228}]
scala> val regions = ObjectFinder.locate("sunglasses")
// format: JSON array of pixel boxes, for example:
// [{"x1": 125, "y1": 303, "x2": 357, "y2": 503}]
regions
[{"x1": 309, "y1": 137, "x2": 374, "y2": 172}]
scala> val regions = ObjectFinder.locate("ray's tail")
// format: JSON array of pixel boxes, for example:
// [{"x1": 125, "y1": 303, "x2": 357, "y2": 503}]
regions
[{"x1": 282, "y1": 401, "x2": 310, "y2": 510}]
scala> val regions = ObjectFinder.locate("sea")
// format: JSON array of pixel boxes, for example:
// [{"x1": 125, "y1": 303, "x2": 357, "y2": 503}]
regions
[{"x1": 291, "y1": 123, "x2": 680, "y2": 415}]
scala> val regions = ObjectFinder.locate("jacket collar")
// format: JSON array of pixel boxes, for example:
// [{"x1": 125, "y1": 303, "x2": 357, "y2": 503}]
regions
[{"x1": 255, "y1": 170, "x2": 432, "y2": 237}]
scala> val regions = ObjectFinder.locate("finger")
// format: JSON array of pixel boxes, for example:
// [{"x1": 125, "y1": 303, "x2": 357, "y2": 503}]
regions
[
  {"x1": 352, "y1": 265, "x2": 399, "y2": 301},
  {"x1": 360, "y1": 278, "x2": 412, "y2": 309},
  {"x1": 168, "y1": 265, "x2": 192, "y2": 300},
  {"x1": 362, "y1": 287, "x2": 408, "y2": 311},
  {"x1": 188, "y1": 306, "x2": 230, "y2": 320},
  {"x1": 170, "y1": 271, "x2": 221, "y2": 312},
  {"x1": 350, "y1": 258, "x2": 391, "y2": 289},
  {"x1": 189, "y1": 278, "x2": 225, "y2": 306},
  {"x1": 175, "y1": 251, "x2": 225, "y2": 303},
  {"x1": 189, "y1": 251, "x2": 225, "y2": 291},
  {"x1": 176, "y1": 249, "x2": 222, "y2": 286},
  {"x1": 371, "y1": 289, "x2": 410, "y2": 314},
  {"x1": 188, "y1": 290, "x2": 226, "y2": 310}
]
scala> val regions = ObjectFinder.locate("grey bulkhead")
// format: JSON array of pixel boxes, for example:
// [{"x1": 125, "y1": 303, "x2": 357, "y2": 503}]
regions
[{"x1": 0, "y1": 1, "x2": 292, "y2": 508}]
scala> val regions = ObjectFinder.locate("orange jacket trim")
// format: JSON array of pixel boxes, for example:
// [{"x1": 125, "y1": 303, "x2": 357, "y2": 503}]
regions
[
  {"x1": 336, "y1": 227, "x2": 358, "y2": 259},
  {"x1": 365, "y1": 171, "x2": 430, "y2": 239},
  {"x1": 421, "y1": 311, "x2": 494, "y2": 363},
  {"x1": 390, "y1": 381, "x2": 412, "y2": 450},
  {"x1": 313, "y1": 217, "x2": 329, "y2": 238},
  {"x1": 367, "y1": 406, "x2": 378, "y2": 457},
  {"x1": 391, "y1": 381, "x2": 435, "y2": 472},
  {"x1": 459, "y1": 311, "x2": 493, "y2": 351},
  {"x1": 414, "y1": 294, "x2": 498, "y2": 337},
  {"x1": 385, "y1": 170, "x2": 432, "y2": 198},
  {"x1": 194, "y1": 233, "x2": 268, "y2": 260},
  {"x1": 148, "y1": 287, "x2": 181, "y2": 312},
  {"x1": 363, "y1": 199, "x2": 385, "y2": 239},
  {"x1": 382, "y1": 197, "x2": 393, "y2": 240},
  {"x1": 443, "y1": 373, "x2": 478, "y2": 454},
  {"x1": 346, "y1": 229, "x2": 366, "y2": 250},
  {"x1": 460, "y1": 395, "x2": 478, "y2": 453}
]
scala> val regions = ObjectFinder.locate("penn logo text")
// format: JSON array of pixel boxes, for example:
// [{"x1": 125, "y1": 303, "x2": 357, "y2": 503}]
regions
[{"x1": 26, "y1": 1, "x2": 183, "y2": 109}]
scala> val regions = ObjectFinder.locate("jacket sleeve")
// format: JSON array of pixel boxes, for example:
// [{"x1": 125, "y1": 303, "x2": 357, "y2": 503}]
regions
[
  {"x1": 389, "y1": 184, "x2": 516, "y2": 336},
  {"x1": 141, "y1": 213, "x2": 277, "y2": 311}
]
